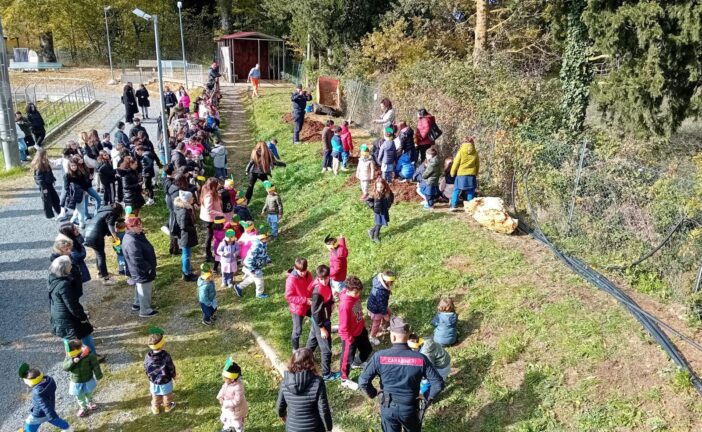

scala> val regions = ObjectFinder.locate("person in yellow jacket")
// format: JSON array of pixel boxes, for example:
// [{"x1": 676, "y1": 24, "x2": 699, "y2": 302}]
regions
[{"x1": 449, "y1": 138, "x2": 479, "y2": 211}]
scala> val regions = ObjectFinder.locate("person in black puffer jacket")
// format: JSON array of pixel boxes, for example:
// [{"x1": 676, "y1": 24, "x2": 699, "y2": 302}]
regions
[
  {"x1": 173, "y1": 190, "x2": 199, "y2": 281},
  {"x1": 83, "y1": 203, "x2": 123, "y2": 285},
  {"x1": 96, "y1": 150, "x2": 116, "y2": 205},
  {"x1": 26, "y1": 102, "x2": 46, "y2": 147},
  {"x1": 276, "y1": 348, "x2": 333, "y2": 432},
  {"x1": 61, "y1": 156, "x2": 91, "y2": 228},
  {"x1": 117, "y1": 155, "x2": 145, "y2": 215},
  {"x1": 32, "y1": 147, "x2": 61, "y2": 219}
]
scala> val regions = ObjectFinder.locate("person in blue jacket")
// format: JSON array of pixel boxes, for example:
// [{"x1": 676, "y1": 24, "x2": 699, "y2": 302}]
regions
[
  {"x1": 18, "y1": 363, "x2": 73, "y2": 432},
  {"x1": 431, "y1": 297, "x2": 458, "y2": 346},
  {"x1": 290, "y1": 84, "x2": 312, "y2": 145}
]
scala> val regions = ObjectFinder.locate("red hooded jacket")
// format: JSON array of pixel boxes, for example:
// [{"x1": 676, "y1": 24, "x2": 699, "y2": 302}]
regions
[
  {"x1": 285, "y1": 269, "x2": 313, "y2": 317},
  {"x1": 416, "y1": 115, "x2": 435, "y2": 146},
  {"x1": 338, "y1": 290, "x2": 365, "y2": 342},
  {"x1": 329, "y1": 237, "x2": 349, "y2": 282},
  {"x1": 340, "y1": 126, "x2": 354, "y2": 152}
]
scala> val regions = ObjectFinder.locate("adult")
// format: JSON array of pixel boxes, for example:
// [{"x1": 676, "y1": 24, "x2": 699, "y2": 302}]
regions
[
  {"x1": 199, "y1": 178, "x2": 224, "y2": 262},
  {"x1": 48, "y1": 255, "x2": 100, "y2": 359},
  {"x1": 57, "y1": 223, "x2": 91, "y2": 285},
  {"x1": 129, "y1": 117, "x2": 148, "y2": 140},
  {"x1": 136, "y1": 84, "x2": 150, "y2": 119},
  {"x1": 248, "y1": 63, "x2": 261, "y2": 98},
  {"x1": 122, "y1": 82, "x2": 138, "y2": 124},
  {"x1": 121, "y1": 217, "x2": 159, "y2": 318},
  {"x1": 276, "y1": 348, "x2": 333, "y2": 432},
  {"x1": 449, "y1": 138, "x2": 480, "y2": 211},
  {"x1": 373, "y1": 98, "x2": 395, "y2": 130},
  {"x1": 208, "y1": 62, "x2": 221, "y2": 82},
  {"x1": 290, "y1": 84, "x2": 312, "y2": 145},
  {"x1": 114, "y1": 121, "x2": 130, "y2": 149},
  {"x1": 117, "y1": 156, "x2": 145, "y2": 216},
  {"x1": 83, "y1": 203, "x2": 123, "y2": 285},
  {"x1": 164, "y1": 85, "x2": 178, "y2": 118},
  {"x1": 285, "y1": 258, "x2": 314, "y2": 351},
  {"x1": 174, "y1": 190, "x2": 199, "y2": 281},
  {"x1": 415, "y1": 108, "x2": 437, "y2": 164},
  {"x1": 32, "y1": 148, "x2": 61, "y2": 219},
  {"x1": 244, "y1": 141, "x2": 275, "y2": 203},
  {"x1": 178, "y1": 87, "x2": 191, "y2": 113},
  {"x1": 26, "y1": 102, "x2": 46, "y2": 147},
  {"x1": 359, "y1": 317, "x2": 444, "y2": 432},
  {"x1": 15, "y1": 110, "x2": 35, "y2": 148},
  {"x1": 170, "y1": 142, "x2": 190, "y2": 172}
]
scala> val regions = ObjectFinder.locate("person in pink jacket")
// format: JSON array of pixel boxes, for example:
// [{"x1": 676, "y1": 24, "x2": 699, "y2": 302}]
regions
[
  {"x1": 238, "y1": 221, "x2": 258, "y2": 260},
  {"x1": 178, "y1": 89, "x2": 191, "y2": 113},
  {"x1": 199, "y1": 178, "x2": 224, "y2": 262},
  {"x1": 285, "y1": 258, "x2": 313, "y2": 351},
  {"x1": 217, "y1": 357, "x2": 248, "y2": 432}
]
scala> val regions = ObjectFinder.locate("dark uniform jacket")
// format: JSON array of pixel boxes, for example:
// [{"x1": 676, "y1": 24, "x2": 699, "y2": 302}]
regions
[{"x1": 358, "y1": 343, "x2": 444, "y2": 404}]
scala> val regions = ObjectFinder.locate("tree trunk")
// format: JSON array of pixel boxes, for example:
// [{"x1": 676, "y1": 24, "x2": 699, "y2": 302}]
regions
[
  {"x1": 40, "y1": 31, "x2": 57, "y2": 62},
  {"x1": 473, "y1": 0, "x2": 488, "y2": 66},
  {"x1": 218, "y1": 0, "x2": 233, "y2": 34}
]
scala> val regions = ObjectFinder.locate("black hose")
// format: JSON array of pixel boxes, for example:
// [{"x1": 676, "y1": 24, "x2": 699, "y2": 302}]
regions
[{"x1": 606, "y1": 216, "x2": 686, "y2": 271}]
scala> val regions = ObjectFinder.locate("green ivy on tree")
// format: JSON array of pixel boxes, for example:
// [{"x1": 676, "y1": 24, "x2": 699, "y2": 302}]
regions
[{"x1": 560, "y1": 0, "x2": 592, "y2": 138}]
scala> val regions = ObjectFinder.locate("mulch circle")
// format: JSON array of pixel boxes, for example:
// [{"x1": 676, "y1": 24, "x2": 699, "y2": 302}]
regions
[{"x1": 344, "y1": 168, "x2": 422, "y2": 203}]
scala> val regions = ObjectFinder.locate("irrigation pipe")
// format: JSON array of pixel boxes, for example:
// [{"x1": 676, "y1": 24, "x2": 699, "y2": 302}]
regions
[
  {"x1": 520, "y1": 171, "x2": 702, "y2": 396},
  {"x1": 606, "y1": 216, "x2": 687, "y2": 271}
]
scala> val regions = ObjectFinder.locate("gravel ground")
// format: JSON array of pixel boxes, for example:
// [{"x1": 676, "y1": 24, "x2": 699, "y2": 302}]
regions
[{"x1": 0, "y1": 92, "x2": 158, "y2": 432}]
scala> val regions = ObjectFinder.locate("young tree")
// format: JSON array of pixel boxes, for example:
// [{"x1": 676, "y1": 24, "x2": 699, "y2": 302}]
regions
[{"x1": 473, "y1": 0, "x2": 487, "y2": 65}]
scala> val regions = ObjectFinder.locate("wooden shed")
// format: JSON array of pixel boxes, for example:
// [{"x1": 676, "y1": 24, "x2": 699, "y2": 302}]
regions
[{"x1": 215, "y1": 32, "x2": 285, "y2": 83}]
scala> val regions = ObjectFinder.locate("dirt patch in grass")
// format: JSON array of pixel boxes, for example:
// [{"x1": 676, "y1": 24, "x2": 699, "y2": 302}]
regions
[
  {"x1": 344, "y1": 170, "x2": 423, "y2": 203},
  {"x1": 281, "y1": 113, "x2": 324, "y2": 142}
]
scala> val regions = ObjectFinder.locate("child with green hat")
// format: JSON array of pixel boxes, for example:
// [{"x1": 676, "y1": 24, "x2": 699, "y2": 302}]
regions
[
  {"x1": 355, "y1": 144, "x2": 375, "y2": 200},
  {"x1": 62, "y1": 339, "x2": 103, "y2": 417},
  {"x1": 260, "y1": 180, "x2": 283, "y2": 240},
  {"x1": 217, "y1": 229, "x2": 240, "y2": 288},
  {"x1": 18, "y1": 363, "x2": 73, "y2": 432},
  {"x1": 198, "y1": 263, "x2": 218, "y2": 325},
  {"x1": 378, "y1": 127, "x2": 397, "y2": 182},
  {"x1": 217, "y1": 356, "x2": 248, "y2": 432},
  {"x1": 235, "y1": 225, "x2": 272, "y2": 299}
]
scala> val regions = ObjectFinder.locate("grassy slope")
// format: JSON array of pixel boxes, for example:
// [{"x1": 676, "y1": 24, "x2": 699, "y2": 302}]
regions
[{"x1": 237, "y1": 87, "x2": 702, "y2": 432}]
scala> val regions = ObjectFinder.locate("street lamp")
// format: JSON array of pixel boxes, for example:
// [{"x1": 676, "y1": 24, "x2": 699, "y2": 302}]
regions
[
  {"x1": 103, "y1": 5, "x2": 115, "y2": 84},
  {"x1": 177, "y1": 1, "x2": 189, "y2": 89},
  {"x1": 132, "y1": 8, "x2": 169, "y2": 164}
]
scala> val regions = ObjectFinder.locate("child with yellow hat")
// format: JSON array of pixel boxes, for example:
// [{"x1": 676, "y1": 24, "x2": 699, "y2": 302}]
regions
[
  {"x1": 355, "y1": 144, "x2": 375, "y2": 200},
  {"x1": 217, "y1": 229, "x2": 240, "y2": 289},
  {"x1": 197, "y1": 263, "x2": 218, "y2": 325},
  {"x1": 144, "y1": 327, "x2": 177, "y2": 414},
  {"x1": 367, "y1": 270, "x2": 396, "y2": 345},
  {"x1": 217, "y1": 356, "x2": 248, "y2": 432},
  {"x1": 18, "y1": 363, "x2": 73, "y2": 431},
  {"x1": 63, "y1": 339, "x2": 103, "y2": 417}
]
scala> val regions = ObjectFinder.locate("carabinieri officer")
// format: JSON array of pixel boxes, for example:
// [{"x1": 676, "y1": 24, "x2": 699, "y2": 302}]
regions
[{"x1": 358, "y1": 317, "x2": 444, "y2": 431}]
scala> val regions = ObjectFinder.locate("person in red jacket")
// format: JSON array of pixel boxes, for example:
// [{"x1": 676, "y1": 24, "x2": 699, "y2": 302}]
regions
[
  {"x1": 338, "y1": 275, "x2": 373, "y2": 391},
  {"x1": 340, "y1": 121, "x2": 354, "y2": 170},
  {"x1": 306, "y1": 264, "x2": 341, "y2": 381},
  {"x1": 325, "y1": 234, "x2": 348, "y2": 295},
  {"x1": 285, "y1": 258, "x2": 314, "y2": 351},
  {"x1": 415, "y1": 108, "x2": 436, "y2": 164}
]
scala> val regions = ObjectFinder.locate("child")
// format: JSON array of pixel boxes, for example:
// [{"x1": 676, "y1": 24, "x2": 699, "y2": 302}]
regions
[
  {"x1": 325, "y1": 234, "x2": 348, "y2": 295},
  {"x1": 408, "y1": 334, "x2": 451, "y2": 380},
  {"x1": 234, "y1": 226, "x2": 271, "y2": 299},
  {"x1": 340, "y1": 121, "x2": 353, "y2": 170},
  {"x1": 218, "y1": 229, "x2": 240, "y2": 288},
  {"x1": 338, "y1": 275, "x2": 373, "y2": 391},
  {"x1": 211, "y1": 139, "x2": 228, "y2": 179},
  {"x1": 267, "y1": 138, "x2": 283, "y2": 163},
  {"x1": 198, "y1": 263, "x2": 218, "y2": 325},
  {"x1": 398, "y1": 121, "x2": 416, "y2": 162},
  {"x1": 224, "y1": 214, "x2": 244, "y2": 240},
  {"x1": 355, "y1": 144, "x2": 375, "y2": 200},
  {"x1": 114, "y1": 219, "x2": 127, "y2": 276},
  {"x1": 18, "y1": 363, "x2": 73, "y2": 432},
  {"x1": 260, "y1": 181, "x2": 283, "y2": 240},
  {"x1": 418, "y1": 146, "x2": 441, "y2": 210},
  {"x1": 331, "y1": 126, "x2": 344, "y2": 175},
  {"x1": 222, "y1": 179, "x2": 238, "y2": 220},
  {"x1": 63, "y1": 339, "x2": 103, "y2": 417},
  {"x1": 365, "y1": 179, "x2": 394, "y2": 243},
  {"x1": 367, "y1": 270, "x2": 395, "y2": 345},
  {"x1": 95, "y1": 150, "x2": 116, "y2": 205},
  {"x1": 321, "y1": 120, "x2": 334, "y2": 173},
  {"x1": 234, "y1": 195, "x2": 253, "y2": 222},
  {"x1": 144, "y1": 327, "x2": 177, "y2": 414},
  {"x1": 440, "y1": 157, "x2": 456, "y2": 204},
  {"x1": 238, "y1": 221, "x2": 257, "y2": 260},
  {"x1": 307, "y1": 264, "x2": 341, "y2": 381},
  {"x1": 432, "y1": 297, "x2": 458, "y2": 346},
  {"x1": 217, "y1": 356, "x2": 248, "y2": 432},
  {"x1": 285, "y1": 258, "x2": 313, "y2": 351},
  {"x1": 212, "y1": 216, "x2": 226, "y2": 273},
  {"x1": 377, "y1": 127, "x2": 397, "y2": 182}
]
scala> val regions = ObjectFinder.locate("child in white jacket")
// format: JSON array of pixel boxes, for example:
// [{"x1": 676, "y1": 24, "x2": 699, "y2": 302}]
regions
[{"x1": 355, "y1": 144, "x2": 375, "y2": 200}]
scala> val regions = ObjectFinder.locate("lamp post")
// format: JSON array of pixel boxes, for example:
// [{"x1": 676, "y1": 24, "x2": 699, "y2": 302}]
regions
[
  {"x1": 132, "y1": 8, "x2": 169, "y2": 164},
  {"x1": 103, "y1": 6, "x2": 115, "y2": 84},
  {"x1": 176, "y1": 1, "x2": 189, "y2": 89}
]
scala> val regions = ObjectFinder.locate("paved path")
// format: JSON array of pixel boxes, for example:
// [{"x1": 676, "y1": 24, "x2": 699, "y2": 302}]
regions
[{"x1": 0, "y1": 92, "x2": 159, "y2": 432}]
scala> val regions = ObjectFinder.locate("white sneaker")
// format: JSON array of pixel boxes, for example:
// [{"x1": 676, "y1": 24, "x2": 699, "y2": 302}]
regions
[
  {"x1": 145, "y1": 198, "x2": 155, "y2": 206},
  {"x1": 369, "y1": 337, "x2": 381, "y2": 346},
  {"x1": 160, "y1": 226, "x2": 171, "y2": 236},
  {"x1": 321, "y1": 168, "x2": 327, "y2": 173},
  {"x1": 341, "y1": 379, "x2": 359, "y2": 391}
]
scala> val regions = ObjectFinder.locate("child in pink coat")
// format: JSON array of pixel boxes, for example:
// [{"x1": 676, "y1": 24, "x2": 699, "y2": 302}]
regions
[
  {"x1": 238, "y1": 221, "x2": 258, "y2": 260},
  {"x1": 217, "y1": 357, "x2": 248, "y2": 432},
  {"x1": 212, "y1": 216, "x2": 226, "y2": 273}
]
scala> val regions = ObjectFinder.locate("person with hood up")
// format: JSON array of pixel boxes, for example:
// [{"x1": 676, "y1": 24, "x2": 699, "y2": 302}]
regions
[
  {"x1": 285, "y1": 258, "x2": 314, "y2": 351},
  {"x1": 26, "y1": 102, "x2": 46, "y2": 147},
  {"x1": 449, "y1": 138, "x2": 480, "y2": 211},
  {"x1": 418, "y1": 146, "x2": 442, "y2": 210},
  {"x1": 18, "y1": 363, "x2": 73, "y2": 432},
  {"x1": 276, "y1": 348, "x2": 333, "y2": 432}
]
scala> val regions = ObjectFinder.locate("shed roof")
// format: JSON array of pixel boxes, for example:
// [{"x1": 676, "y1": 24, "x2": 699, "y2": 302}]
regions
[{"x1": 215, "y1": 32, "x2": 283, "y2": 42}]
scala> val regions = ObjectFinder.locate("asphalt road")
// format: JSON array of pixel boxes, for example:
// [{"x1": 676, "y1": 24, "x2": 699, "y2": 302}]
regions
[{"x1": 0, "y1": 91, "x2": 159, "y2": 431}]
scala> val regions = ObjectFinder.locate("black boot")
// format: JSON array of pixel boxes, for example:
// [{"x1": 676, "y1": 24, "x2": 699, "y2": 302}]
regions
[{"x1": 182, "y1": 272, "x2": 198, "y2": 282}]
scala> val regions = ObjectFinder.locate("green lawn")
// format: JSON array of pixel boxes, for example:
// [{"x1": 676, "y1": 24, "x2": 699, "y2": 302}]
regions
[{"x1": 230, "y1": 87, "x2": 702, "y2": 431}]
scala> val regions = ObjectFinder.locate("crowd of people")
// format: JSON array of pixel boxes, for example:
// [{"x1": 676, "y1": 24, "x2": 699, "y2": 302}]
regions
[{"x1": 19, "y1": 71, "x2": 469, "y2": 432}]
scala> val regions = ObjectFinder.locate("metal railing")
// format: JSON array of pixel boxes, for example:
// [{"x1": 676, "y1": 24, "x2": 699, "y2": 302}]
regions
[
  {"x1": 11, "y1": 80, "x2": 95, "y2": 134},
  {"x1": 120, "y1": 60, "x2": 206, "y2": 88}
]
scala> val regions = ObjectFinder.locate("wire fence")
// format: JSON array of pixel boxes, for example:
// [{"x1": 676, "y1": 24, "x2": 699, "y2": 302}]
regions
[
  {"x1": 341, "y1": 75, "x2": 702, "y2": 310},
  {"x1": 118, "y1": 61, "x2": 206, "y2": 88}
]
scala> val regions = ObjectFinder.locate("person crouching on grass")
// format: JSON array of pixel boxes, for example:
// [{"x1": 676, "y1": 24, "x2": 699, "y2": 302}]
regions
[
  {"x1": 144, "y1": 327, "x2": 177, "y2": 414},
  {"x1": 366, "y1": 179, "x2": 395, "y2": 243}
]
